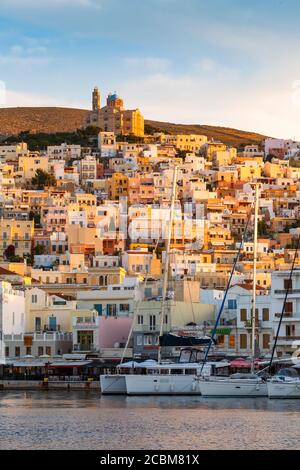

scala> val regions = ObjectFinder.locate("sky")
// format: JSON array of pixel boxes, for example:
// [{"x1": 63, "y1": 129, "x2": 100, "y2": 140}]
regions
[{"x1": 0, "y1": 0, "x2": 300, "y2": 139}]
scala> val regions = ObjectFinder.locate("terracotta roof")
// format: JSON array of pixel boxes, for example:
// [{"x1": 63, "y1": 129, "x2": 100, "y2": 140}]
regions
[
  {"x1": 0, "y1": 266, "x2": 19, "y2": 276},
  {"x1": 231, "y1": 283, "x2": 266, "y2": 291}
]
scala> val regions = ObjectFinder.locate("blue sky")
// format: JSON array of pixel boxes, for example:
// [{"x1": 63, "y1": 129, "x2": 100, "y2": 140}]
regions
[{"x1": 0, "y1": 0, "x2": 300, "y2": 138}]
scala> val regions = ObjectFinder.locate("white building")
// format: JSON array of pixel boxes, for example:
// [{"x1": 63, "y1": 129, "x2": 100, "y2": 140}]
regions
[
  {"x1": 0, "y1": 143, "x2": 28, "y2": 163},
  {"x1": 0, "y1": 281, "x2": 25, "y2": 361},
  {"x1": 47, "y1": 143, "x2": 81, "y2": 161},
  {"x1": 271, "y1": 269, "x2": 300, "y2": 357},
  {"x1": 98, "y1": 132, "x2": 116, "y2": 158}
]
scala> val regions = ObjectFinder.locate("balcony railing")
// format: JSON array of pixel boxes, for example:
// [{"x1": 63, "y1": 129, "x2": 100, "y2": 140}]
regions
[
  {"x1": 274, "y1": 289, "x2": 300, "y2": 294},
  {"x1": 274, "y1": 313, "x2": 293, "y2": 318},
  {"x1": 73, "y1": 343, "x2": 97, "y2": 352},
  {"x1": 243, "y1": 320, "x2": 261, "y2": 331},
  {"x1": 277, "y1": 336, "x2": 300, "y2": 342}
]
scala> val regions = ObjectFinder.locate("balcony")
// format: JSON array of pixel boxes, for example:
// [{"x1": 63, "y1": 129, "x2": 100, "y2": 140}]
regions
[
  {"x1": 277, "y1": 336, "x2": 300, "y2": 344},
  {"x1": 274, "y1": 289, "x2": 300, "y2": 294},
  {"x1": 73, "y1": 343, "x2": 97, "y2": 352},
  {"x1": 243, "y1": 320, "x2": 262, "y2": 332},
  {"x1": 274, "y1": 313, "x2": 294, "y2": 319},
  {"x1": 135, "y1": 324, "x2": 160, "y2": 333}
]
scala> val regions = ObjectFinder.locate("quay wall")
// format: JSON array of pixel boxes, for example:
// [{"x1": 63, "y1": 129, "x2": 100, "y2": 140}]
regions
[{"x1": 0, "y1": 380, "x2": 100, "y2": 390}]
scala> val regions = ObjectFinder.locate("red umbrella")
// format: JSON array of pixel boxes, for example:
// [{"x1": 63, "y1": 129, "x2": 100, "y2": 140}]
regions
[{"x1": 230, "y1": 358, "x2": 251, "y2": 368}]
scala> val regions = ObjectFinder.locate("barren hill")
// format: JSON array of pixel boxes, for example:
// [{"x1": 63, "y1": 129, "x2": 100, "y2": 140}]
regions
[{"x1": 0, "y1": 107, "x2": 268, "y2": 147}]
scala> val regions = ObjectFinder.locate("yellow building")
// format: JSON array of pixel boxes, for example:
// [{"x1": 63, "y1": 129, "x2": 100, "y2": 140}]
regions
[
  {"x1": 0, "y1": 219, "x2": 34, "y2": 259},
  {"x1": 155, "y1": 134, "x2": 207, "y2": 153},
  {"x1": 18, "y1": 154, "x2": 49, "y2": 180},
  {"x1": 86, "y1": 90, "x2": 144, "y2": 137},
  {"x1": 108, "y1": 173, "x2": 129, "y2": 200}
]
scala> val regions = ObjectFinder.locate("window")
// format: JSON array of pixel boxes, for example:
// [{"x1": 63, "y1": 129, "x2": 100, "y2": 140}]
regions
[
  {"x1": 240, "y1": 334, "x2": 247, "y2": 349},
  {"x1": 136, "y1": 335, "x2": 143, "y2": 346},
  {"x1": 49, "y1": 317, "x2": 57, "y2": 331},
  {"x1": 240, "y1": 309, "x2": 247, "y2": 322},
  {"x1": 284, "y1": 279, "x2": 293, "y2": 290},
  {"x1": 144, "y1": 335, "x2": 153, "y2": 346},
  {"x1": 26, "y1": 347, "x2": 32, "y2": 355},
  {"x1": 32, "y1": 294, "x2": 38, "y2": 304},
  {"x1": 38, "y1": 346, "x2": 43, "y2": 356},
  {"x1": 46, "y1": 346, "x2": 51, "y2": 356},
  {"x1": 94, "y1": 304, "x2": 102, "y2": 315},
  {"x1": 229, "y1": 335, "x2": 235, "y2": 349},
  {"x1": 15, "y1": 347, "x2": 20, "y2": 357},
  {"x1": 263, "y1": 334, "x2": 270, "y2": 349},
  {"x1": 150, "y1": 315, "x2": 156, "y2": 331},
  {"x1": 120, "y1": 304, "x2": 129, "y2": 312},
  {"x1": 106, "y1": 304, "x2": 117, "y2": 316},
  {"x1": 35, "y1": 317, "x2": 41, "y2": 331},
  {"x1": 262, "y1": 308, "x2": 269, "y2": 322},
  {"x1": 285, "y1": 302, "x2": 293, "y2": 315},
  {"x1": 228, "y1": 299, "x2": 237, "y2": 310},
  {"x1": 137, "y1": 315, "x2": 143, "y2": 325},
  {"x1": 286, "y1": 325, "x2": 295, "y2": 337}
]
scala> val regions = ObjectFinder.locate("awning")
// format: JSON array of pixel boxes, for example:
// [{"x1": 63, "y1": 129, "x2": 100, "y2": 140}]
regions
[
  {"x1": 211, "y1": 328, "x2": 232, "y2": 335},
  {"x1": 48, "y1": 361, "x2": 93, "y2": 368},
  {"x1": 230, "y1": 358, "x2": 251, "y2": 368}
]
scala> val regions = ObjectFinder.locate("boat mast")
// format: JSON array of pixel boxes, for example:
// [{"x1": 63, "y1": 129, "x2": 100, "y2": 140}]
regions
[
  {"x1": 251, "y1": 182, "x2": 259, "y2": 374},
  {"x1": 158, "y1": 164, "x2": 177, "y2": 364}
]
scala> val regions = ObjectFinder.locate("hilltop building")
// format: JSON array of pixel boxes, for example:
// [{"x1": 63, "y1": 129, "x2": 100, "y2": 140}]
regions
[{"x1": 85, "y1": 86, "x2": 144, "y2": 137}]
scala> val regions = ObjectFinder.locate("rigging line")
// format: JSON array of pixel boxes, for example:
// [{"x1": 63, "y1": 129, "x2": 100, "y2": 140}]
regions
[
  {"x1": 268, "y1": 235, "x2": 300, "y2": 374},
  {"x1": 200, "y1": 212, "x2": 251, "y2": 373},
  {"x1": 119, "y1": 233, "x2": 162, "y2": 365},
  {"x1": 183, "y1": 250, "x2": 196, "y2": 324}
]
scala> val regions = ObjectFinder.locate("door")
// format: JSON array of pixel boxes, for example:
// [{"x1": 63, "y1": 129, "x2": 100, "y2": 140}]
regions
[{"x1": 49, "y1": 316, "x2": 57, "y2": 331}]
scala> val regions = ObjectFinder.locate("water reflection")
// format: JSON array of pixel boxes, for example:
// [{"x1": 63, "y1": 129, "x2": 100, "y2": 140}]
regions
[{"x1": 0, "y1": 391, "x2": 299, "y2": 450}]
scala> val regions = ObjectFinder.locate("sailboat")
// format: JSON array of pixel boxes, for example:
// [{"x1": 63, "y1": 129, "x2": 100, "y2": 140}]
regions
[
  {"x1": 267, "y1": 236, "x2": 300, "y2": 398},
  {"x1": 101, "y1": 165, "x2": 231, "y2": 395},
  {"x1": 199, "y1": 182, "x2": 268, "y2": 397}
]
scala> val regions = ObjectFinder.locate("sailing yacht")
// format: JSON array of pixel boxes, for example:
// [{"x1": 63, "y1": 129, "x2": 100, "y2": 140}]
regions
[
  {"x1": 267, "y1": 364, "x2": 300, "y2": 398},
  {"x1": 103, "y1": 164, "x2": 224, "y2": 396},
  {"x1": 199, "y1": 182, "x2": 268, "y2": 397}
]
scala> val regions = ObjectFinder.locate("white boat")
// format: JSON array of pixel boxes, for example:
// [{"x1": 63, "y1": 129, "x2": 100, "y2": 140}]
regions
[
  {"x1": 267, "y1": 366, "x2": 300, "y2": 399},
  {"x1": 100, "y1": 360, "x2": 140, "y2": 394},
  {"x1": 125, "y1": 362, "x2": 229, "y2": 396},
  {"x1": 100, "y1": 374, "x2": 127, "y2": 394},
  {"x1": 199, "y1": 373, "x2": 268, "y2": 397}
]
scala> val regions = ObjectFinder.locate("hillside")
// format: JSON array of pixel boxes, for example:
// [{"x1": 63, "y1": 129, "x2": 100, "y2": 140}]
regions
[
  {"x1": 0, "y1": 107, "x2": 89, "y2": 135},
  {"x1": 0, "y1": 107, "x2": 268, "y2": 148}
]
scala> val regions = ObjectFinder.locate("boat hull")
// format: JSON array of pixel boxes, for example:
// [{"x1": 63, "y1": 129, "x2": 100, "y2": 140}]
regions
[
  {"x1": 100, "y1": 375, "x2": 127, "y2": 394},
  {"x1": 267, "y1": 381, "x2": 300, "y2": 399},
  {"x1": 199, "y1": 379, "x2": 268, "y2": 397},
  {"x1": 125, "y1": 374, "x2": 202, "y2": 395}
]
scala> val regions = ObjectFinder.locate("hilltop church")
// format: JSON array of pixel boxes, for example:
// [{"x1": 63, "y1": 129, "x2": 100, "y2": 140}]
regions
[{"x1": 85, "y1": 86, "x2": 144, "y2": 137}]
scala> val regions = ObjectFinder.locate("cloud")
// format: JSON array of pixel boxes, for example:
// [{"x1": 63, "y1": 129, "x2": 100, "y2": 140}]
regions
[
  {"x1": 2, "y1": 89, "x2": 65, "y2": 107},
  {"x1": 123, "y1": 57, "x2": 171, "y2": 73},
  {"x1": 120, "y1": 71, "x2": 300, "y2": 140}
]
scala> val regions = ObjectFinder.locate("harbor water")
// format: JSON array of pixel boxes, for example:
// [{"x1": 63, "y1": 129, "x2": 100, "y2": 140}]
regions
[{"x1": 0, "y1": 390, "x2": 299, "y2": 450}]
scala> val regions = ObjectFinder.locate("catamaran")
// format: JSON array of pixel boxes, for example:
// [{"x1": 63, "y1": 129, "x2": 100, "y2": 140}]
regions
[{"x1": 199, "y1": 182, "x2": 268, "y2": 397}]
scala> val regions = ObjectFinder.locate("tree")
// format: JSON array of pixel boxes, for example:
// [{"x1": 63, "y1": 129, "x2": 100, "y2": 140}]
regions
[
  {"x1": 34, "y1": 244, "x2": 46, "y2": 255},
  {"x1": 4, "y1": 244, "x2": 15, "y2": 260},
  {"x1": 32, "y1": 169, "x2": 56, "y2": 189},
  {"x1": 258, "y1": 219, "x2": 269, "y2": 237}
]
